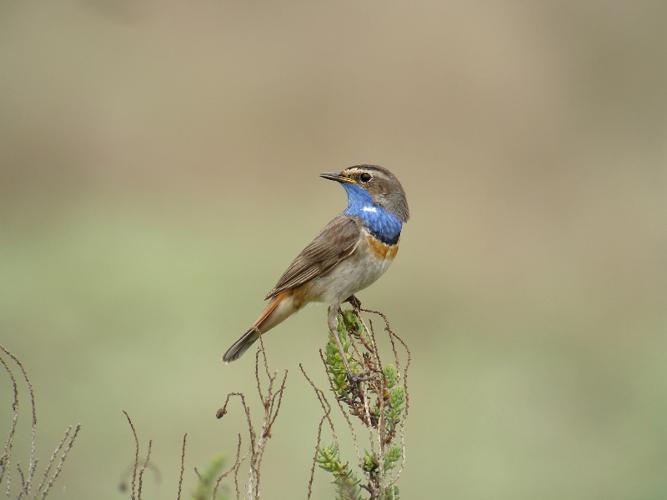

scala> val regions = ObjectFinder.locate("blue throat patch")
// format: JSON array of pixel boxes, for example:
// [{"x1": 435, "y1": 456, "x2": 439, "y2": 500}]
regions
[{"x1": 341, "y1": 183, "x2": 402, "y2": 245}]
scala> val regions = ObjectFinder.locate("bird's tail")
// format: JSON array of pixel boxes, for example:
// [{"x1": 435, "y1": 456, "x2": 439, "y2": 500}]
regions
[
  {"x1": 222, "y1": 291, "x2": 297, "y2": 363},
  {"x1": 222, "y1": 327, "x2": 261, "y2": 363}
]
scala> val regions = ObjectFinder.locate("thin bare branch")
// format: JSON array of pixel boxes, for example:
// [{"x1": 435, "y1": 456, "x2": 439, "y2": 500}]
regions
[
  {"x1": 299, "y1": 364, "x2": 337, "y2": 500},
  {"x1": 233, "y1": 455, "x2": 245, "y2": 500},
  {"x1": 16, "y1": 464, "x2": 26, "y2": 499},
  {"x1": 122, "y1": 411, "x2": 139, "y2": 500},
  {"x1": 362, "y1": 308, "x2": 412, "y2": 416},
  {"x1": 137, "y1": 440, "x2": 153, "y2": 499},
  {"x1": 307, "y1": 414, "x2": 328, "y2": 500},
  {"x1": 0, "y1": 354, "x2": 19, "y2": 489},
  {"x1": 0, "y1": 345, "x2": 37, "y2": 496},
  {"x1": 254, "y1": 349, "x2": 267, "y2": 407},
  {"x1": 256, "y1": 333, "x2": 273, "y2": 388},
  {"x1": 193, "y1": 467, "x2": 202, "y2": 482},
  {"x1": 177, "y1": 433, "x2": 187, "y2": 500},
  {"x1": 36, "y1": 426, "x2": 72, "y2": 495},
  {"x1": 266, "y1": 370, "x2": 288, "y2": 433},
  {"x1": 217, "y1": 335, "x2": 287, "y2": 500},
  {"x1": 299, "y1": 364, "x2": 337, "y2": 441},
  {"x1": 0, "y1": 347, "x2": 80, "y2": 498},
  {"x1": 216, "y1": 393, "x2": 255, "y2": 452},
  {"x1": 39, "y1": 424, "x2": 81, "y2": 500},
  {"x1": 211, "y1": 433, "x2": 242, "y2": 500}
]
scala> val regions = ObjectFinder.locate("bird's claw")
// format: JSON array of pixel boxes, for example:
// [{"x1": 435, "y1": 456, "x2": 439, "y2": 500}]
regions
[
  {"x1": 345, "y1": 295, "x2": 362, "y2": 311},
  {"x1": 346, "y1": 371, "x2": 371, "y2": 385}
]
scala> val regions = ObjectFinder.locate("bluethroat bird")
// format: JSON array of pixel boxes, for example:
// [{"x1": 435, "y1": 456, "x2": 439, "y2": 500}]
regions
[{"x1": 222, "y1": 164, "x2": 409, "y2": 365}]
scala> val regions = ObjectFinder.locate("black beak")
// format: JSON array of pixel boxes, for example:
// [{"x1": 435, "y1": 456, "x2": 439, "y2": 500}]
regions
[{"x1": 320, "y1": 172, "x2": 353, "y2": 183}]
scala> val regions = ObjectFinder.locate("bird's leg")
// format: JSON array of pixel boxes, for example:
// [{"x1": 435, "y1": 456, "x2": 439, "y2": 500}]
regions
[
  {"x1": 328, "y1": 304, "x2": 360, "y2": 383},
  {"x1": 345, "y1": 294, "x2": 362, "y2": 311}
]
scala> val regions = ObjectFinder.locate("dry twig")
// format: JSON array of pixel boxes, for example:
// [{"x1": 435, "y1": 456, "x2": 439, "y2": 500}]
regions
[
  {"x1": 0, "y1": 345, "x2": 81, "y2": 499},
  {"x1": 177, "y1": 433, "x2": 188, "y2": 500},
  {"x1": 123, "y1": 411, "x2": 140, "y2": 500},
  {"x1": 216, "y1": 332, "x2": 288, "y2": 500},
  {"x1": 211, "y1": 433, "x2": 243, "y2": 500}
]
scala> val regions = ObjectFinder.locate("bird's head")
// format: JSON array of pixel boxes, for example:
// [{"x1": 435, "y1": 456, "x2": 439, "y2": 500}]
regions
[{"x1": 320, "y1": 165, "x2": 409, "y2": 223}]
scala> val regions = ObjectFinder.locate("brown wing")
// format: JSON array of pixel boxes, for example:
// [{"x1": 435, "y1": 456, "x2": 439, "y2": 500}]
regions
[{"x1": 265, "y1": 215, "x2": 362, "y2": 299}]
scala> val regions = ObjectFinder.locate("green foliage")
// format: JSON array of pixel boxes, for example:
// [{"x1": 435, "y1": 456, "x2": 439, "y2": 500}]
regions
[
  {"x1": 192, "y1": 454, "x2": 228, "y2": 500},
  {"x1": 324, "y1": 311, "x2": 364, "y2": 399},
  {"x1": 361, "y1": 446, "x2": 400, "y2": 473},
  {"x1": 317, "y1": 309, "x2": 409, "y2": 500},
  {"x1": 362, "y1": 449, "x2": 379, "y2": 473},
  {"x1": 383, "y1": 365, "x2": 397, "y2": 389},
  {"x1": 384, "y1": 486, "x2": 400, "y2": 499},
  {"x1": 386, "y1": 384, "x2": 404, "y2": 431},
  {"x1": 384, "y1": 446, "x2": 402, "y2": 472},
  {"x1": 317, "y1": 444, "x2": 363, "y2": 500},
  {"x1": 359, "y1": 447, "x2": 402, "y2": 499}
]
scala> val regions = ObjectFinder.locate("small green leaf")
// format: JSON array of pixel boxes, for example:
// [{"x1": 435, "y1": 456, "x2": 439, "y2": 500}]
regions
[
  {"x1": 316, "y1": 445, "x2": 363, "y2": 500},
  {"x1": 362, "y1": 450, "x2": 378, "y2": 472},
  {"x1": 383, "y1": 365, "x2": 397, "y2": 389},
  {"x1": 192, "y1": 454, "x2": 227, "y2": 500},
  {"x1": 384, "y1": 446, "x2": 402, "y2": 471}
]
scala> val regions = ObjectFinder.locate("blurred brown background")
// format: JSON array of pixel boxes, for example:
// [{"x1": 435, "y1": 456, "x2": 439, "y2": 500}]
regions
[{"x1": 1, "y1": 1, "x2": 666, "y2": 499}]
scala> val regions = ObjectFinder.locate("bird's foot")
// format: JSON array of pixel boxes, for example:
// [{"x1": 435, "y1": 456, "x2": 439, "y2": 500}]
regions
[
  {"x1": 346, "y1": 370, "x2": 372, "y2": 385},
  {"x1": 345, "y1": 295, "x2": 362, "y2": 311}
]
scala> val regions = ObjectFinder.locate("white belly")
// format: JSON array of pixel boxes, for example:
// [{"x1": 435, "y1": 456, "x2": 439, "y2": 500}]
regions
[{"x1": 308, "y1": 231, "x2": 397, "y2": 305}]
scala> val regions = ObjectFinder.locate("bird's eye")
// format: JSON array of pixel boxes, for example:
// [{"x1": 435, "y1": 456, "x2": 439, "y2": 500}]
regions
[{"x1": 359, "y1": 172, "x2": 372, "y2": 183}]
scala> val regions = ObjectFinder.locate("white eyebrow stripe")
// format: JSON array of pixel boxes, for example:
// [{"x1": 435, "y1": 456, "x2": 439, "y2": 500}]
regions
[{"x1": 362, "y1": 206, "x2": 378, "y2": 213}]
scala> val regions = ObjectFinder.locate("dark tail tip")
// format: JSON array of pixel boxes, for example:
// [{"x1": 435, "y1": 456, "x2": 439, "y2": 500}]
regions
[{"x1": 222, "y1": 328, "x2": 260, "y2": 363}]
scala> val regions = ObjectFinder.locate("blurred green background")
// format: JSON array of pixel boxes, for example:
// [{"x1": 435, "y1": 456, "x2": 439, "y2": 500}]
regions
[{"x1": 1, "y1": 1, "x2": 667, "y2": 499}]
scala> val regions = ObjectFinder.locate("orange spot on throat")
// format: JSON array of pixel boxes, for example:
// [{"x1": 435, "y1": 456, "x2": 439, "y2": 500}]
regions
[{"x1": 367, "y1": 234, "x2": 399, "y2": 259}]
